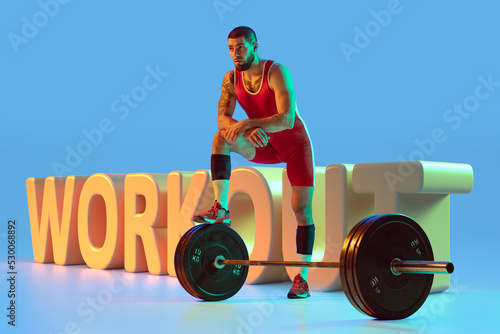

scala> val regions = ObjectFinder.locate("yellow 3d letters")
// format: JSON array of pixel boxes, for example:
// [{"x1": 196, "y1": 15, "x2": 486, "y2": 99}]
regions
[{"x1": 26, "y1": 160, "x2": 473, "y2": 292}]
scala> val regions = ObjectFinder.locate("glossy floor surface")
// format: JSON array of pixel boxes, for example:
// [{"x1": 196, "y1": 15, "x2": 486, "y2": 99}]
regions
[{"x1": 1, "y1": 262, "x2": 496, "y2": 334}]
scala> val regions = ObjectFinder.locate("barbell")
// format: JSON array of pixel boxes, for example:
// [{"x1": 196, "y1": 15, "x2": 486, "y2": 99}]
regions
[{"x1": 174, "y1": 213, "x2": 454, "y2": 320}]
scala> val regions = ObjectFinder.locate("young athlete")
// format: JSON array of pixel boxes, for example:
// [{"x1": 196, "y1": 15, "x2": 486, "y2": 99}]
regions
[{"x1": 194, "y1": 26, "x2": 315, "y2": 298}]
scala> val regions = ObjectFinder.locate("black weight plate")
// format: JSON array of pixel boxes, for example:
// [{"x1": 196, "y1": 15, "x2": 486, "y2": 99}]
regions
[
  {"x1": 341, "y1": 214, "x2": 384, "y2": 317},
  {"x1": 175, "y1": 225, "x2": 203, "y2": 298},
  {"x1": 344, "y1": 214, "x2": 398, "y2": 318},
  {"x1": 175, "y1": 224, "x2": 248, "y2": 301},
  {"x1": 174, "y1": 224, "x2": 249, "y2": 301},
  {"x1": 349, "y1": 214, "x2": 434, "y2": 320}
]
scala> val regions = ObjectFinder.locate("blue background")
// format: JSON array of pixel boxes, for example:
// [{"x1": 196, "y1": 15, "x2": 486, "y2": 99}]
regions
[{"x1": 1, "y1": 0, "x2": 498, "y2": 292}]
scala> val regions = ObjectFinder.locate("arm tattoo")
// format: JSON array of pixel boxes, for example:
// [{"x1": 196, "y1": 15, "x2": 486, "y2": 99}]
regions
[{"x1": 218, "y1": 71, "x2": 235, "y2": 116}]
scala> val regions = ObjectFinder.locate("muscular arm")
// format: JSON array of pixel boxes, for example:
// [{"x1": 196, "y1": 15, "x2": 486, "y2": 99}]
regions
[
  {"x1": 217, "y1": 71, "x2": 238, "y2": 130},
  {"x1": 218, "y1": 71, "x2": 269, "y2": 147}
]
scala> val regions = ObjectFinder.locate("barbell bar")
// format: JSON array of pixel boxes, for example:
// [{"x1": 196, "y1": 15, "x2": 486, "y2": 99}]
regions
[
  {"x1": 174, "y1": 213, "x2": 454, "y2": 320},
  {"x1": 215, "y1": 257, "x2": 454, "y2": 275}
]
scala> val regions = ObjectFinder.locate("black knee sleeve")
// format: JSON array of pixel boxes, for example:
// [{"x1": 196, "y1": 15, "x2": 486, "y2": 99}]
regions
[
  {"x1": 296, "y1": 224, "x2": 315, "y2": 255},
  {"x1": 211, "y1": 154, "x2": 231, "y2": 180}
]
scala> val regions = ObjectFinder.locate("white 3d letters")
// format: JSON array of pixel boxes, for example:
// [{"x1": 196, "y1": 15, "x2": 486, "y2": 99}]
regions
[
  {"x1": 228, "y1": 167, "x2": 284, "y2": 284},
  {"x1": 26, "y1": 176, "x2": 87, "y2": 265},
  {"x1": 167, "y1": 170, "x2": 212, "y2": 276},
  {"x1": 78, "y1": 174, "x2": 125, "y2": 270},
  {"x1": 124, "y1": 173, "x2": 168, "y2": 275},
  {"x1": 26, "y1": 161, "x2": 474, "y2": 292}
]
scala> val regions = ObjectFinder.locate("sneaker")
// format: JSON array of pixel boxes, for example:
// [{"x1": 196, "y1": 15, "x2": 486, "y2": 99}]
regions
[
  {"x1": 287, "y1": 274, "x2": 310, "y2": 299},
  {"x1": 193, "y1": 200, "x2": 231, "y2": 225}
]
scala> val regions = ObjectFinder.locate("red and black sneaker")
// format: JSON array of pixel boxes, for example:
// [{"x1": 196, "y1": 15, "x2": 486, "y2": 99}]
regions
[
  {"x1": 287, "y1": 274, "x2": 310, "y2": 299},
  {"x1": 193, "y1": 200, "x2": 231, "y2": 225}
]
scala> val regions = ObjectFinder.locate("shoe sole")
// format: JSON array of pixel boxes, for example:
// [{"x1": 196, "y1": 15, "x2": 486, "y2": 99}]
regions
[
  {"x1": 287, "y1": 293, "x2": 311, "y2": 299},
  {"x1": 193, "y1": 216, "x2": 231, "y2": 226}
]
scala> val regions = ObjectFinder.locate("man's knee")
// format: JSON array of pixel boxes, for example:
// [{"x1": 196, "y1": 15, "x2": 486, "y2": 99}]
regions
[
  {"x1": 213, "y1": 131, "x2": 230, "y2": 151},
  {"x1": 294, "y1": 205, "x2": 313, "y2": 225},
  {"x1": 213, "y1": 131, "x2": 226, "y2": 144}
]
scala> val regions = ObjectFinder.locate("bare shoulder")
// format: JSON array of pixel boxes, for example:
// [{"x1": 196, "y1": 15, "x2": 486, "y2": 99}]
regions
[
  {"x1": 223, "y1": 70, "x2": 235, "y2": 84},
  {"x1": 221, "y1": 70, "x2": 235, "y2": 92},
  {"x1": 269, "y1": 62, "x2": 294, "y2": 90},
  {"x1": 270, "y1": 62, "x2": 292, "y2": 74}
]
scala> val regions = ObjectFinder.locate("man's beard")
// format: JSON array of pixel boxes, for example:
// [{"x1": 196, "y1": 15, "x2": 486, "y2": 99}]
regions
[{"x1": 235, "y1": 54, "x2": 255, "y2": 71}]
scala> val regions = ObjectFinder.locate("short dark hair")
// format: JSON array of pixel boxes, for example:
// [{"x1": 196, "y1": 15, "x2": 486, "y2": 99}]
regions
[{"x1": 228, "y1": 26, "x2": 257, "y2": 43}]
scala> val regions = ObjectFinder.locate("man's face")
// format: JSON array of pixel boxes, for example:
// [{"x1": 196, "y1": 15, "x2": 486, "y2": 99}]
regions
[{"x1": 228, "y1": 37, "x2": 257, "y2": 71}]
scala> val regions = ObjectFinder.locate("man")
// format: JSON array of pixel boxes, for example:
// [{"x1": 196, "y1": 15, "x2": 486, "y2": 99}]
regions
[{"x1": 194, "y1": 26, "x2": 315, "y2": 299}]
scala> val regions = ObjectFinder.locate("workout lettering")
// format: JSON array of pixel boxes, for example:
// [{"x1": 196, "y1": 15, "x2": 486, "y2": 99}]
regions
[{"x1": 26, "y1": 160, "x2": 473, "y2": 291}]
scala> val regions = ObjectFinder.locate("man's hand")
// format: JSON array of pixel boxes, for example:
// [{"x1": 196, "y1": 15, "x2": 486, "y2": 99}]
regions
[
  {"x1": 223, "y1": 120, "x2": 250, "y2": 143},
  {"x1": 244, "y1": 128, "x2": 270, "y2": 148}
]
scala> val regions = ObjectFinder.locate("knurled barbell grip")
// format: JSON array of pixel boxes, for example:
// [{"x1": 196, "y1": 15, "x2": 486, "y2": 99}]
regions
[{"x1": 217, "y1": 258, "x2": 454, "y2": 275}]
